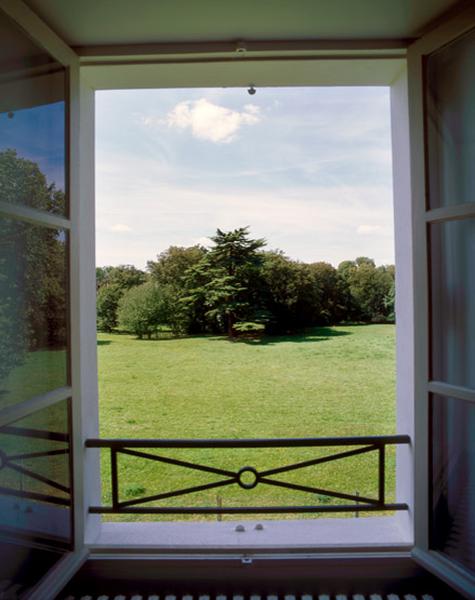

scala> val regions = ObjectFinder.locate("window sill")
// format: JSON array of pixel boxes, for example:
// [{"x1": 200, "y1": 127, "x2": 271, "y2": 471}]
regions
[{"x1": 87, "y1": 516, "x2": 413, "y2": 555}]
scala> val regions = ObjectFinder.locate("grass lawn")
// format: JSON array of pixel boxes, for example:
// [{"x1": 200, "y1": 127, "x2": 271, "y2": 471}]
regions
[{"x1": 97, "y1": 324, "x2": 396, "y2": 521}]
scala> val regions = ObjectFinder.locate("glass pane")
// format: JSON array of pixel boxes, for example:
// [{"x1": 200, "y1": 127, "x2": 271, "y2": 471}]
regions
[
  {"x1": 0, "y1": 400, "x2": 72, "y2": 593},
  {"x1": 0, "y1": 217, "x2": 69, "y2": 410},
  {"x1": 430, "y1": 219, "x2": 475, "y2": 389},
  {"x1": 0, "y1": 11, "x2": 66, "y2": 215},
  {"x1": 431, "y1": 394, "x2": 475, "y2": 574},
  {"x1": 426, "y1": 28, "x2": 475, "y2": 209}
]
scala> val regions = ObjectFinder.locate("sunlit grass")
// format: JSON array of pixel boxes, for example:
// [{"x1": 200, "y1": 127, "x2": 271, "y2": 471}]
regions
[{"x1": 97, "y1": 324, "x2": 396, "y2": 521}]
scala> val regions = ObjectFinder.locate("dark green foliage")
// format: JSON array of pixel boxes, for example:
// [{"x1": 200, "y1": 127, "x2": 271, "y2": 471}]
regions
[
  {"x1": 147, "y1": 245, "x2": 207, "y2": 333},
  {"x1": 96, "y1": 265, "x2": 147, "y2": 331},
  {"x1": 337, "y1": 257, "x2": 395, "y2": 322},
  {"x1": 259, "y1": 251, "x2": 323, "y2": 333},
  {"x1": 0, "y1": 150, "x2": 67, "y2": 382},
  {"x1": 96, "y1": 264, "x2": 147, "y2": 290},
  {"x1": 97, "y1": 227, "x2": 396, "y2": 337},
  {"x1": 117, "y1": 282, "x2": 163, "y2": 339},
  {"x1": 97, "y1": 285, "x2": 123, "y2": 332},
  {"x1": 0, "y1": 148, "x2": 66, "y2": 214},
  {"x1": 147, "y1": 245, "x2": 206, "y2": 287},
  {"x1": 181, "y1": 227, "x2": 266, "y2": 336}
]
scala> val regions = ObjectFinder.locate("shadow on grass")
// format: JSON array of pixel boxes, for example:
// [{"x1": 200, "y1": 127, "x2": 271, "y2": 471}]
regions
[
  {"x1": 99, "y1": 326, "x2": 356, "y2": 345},
  {"x1": 231, "y1": 326, "x2": 353, "y2": 346}
]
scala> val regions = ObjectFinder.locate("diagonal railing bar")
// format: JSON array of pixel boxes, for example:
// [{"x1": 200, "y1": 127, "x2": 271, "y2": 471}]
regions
[
  {"x1": 260, "y1": 444, "x2": 377, "y2": 478},
  {"x1": 0, "y1": 484, "x2": 71, "y2": 507},
  {"x1": 119, "y1": 447, "x2": 236, "y2": 478},
  {"x1": 259, "y1": 476, "x2": 379, "y2": 505},
  {"x1": 8, "y1": 448, "x2": 70, "y2": 461},
  {"x1": 119, "y1": 477, "x2": 236, "y2": 508},
  {"x1": 0, "y1": 425, "x2": 69, "y2": 442},
  {"x1": 6, "y1": 461, "x2": 70, "y2": 494},
  {"x1": 87, "y1": 434, "x2": 410, "y2": 515}
]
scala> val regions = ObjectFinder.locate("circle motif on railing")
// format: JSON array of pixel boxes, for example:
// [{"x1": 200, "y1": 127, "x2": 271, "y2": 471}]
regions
[{"x1": 237, "y1": 466, "x2": 259, "y2": 490}]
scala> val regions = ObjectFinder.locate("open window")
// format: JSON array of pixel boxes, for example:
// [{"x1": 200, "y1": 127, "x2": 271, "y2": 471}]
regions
[
  {"x1": 1, "y1": 0, "x2": 474, "y2": 598},
  {"x1": 407, "y1": 9, "x2": 475, "y2": 597}
]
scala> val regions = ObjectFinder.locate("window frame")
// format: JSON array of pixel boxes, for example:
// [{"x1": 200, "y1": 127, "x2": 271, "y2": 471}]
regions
[
  {"x1": 0, "y1": 2, "x2": 91, "y2": 598},
  {"x1": 407, "y1": 7, "x2": 475, "y2": 597},
  {"x1": 80, "y1": 56, "x2": 416, "y2": 553},
  {"x1": 0, "y1": 0, "x2": 437, "y2": 591}
]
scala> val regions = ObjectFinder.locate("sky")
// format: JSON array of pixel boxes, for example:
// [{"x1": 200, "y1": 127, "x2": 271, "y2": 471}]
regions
[
  {"x1": 95, "y1": 87, "x2": 394, "y2": 269},
  {"x1": 0, "y1": 101, "x2": 65, "y2": 191}
]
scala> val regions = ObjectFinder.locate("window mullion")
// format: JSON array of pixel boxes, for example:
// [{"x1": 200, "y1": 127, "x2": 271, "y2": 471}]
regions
[{"x1": 0, "y1": 200, "x2": 71, "y2": 230}]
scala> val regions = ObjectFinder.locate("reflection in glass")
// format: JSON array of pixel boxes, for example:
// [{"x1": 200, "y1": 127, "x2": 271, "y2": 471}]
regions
[
  {"x1": 430, "y1": 219, "x2": 475, "y2": 390},
  {"x1": 0, "y1": 400, "x2": 72, "y2": 542},
  {"x1": 426, "y1": 28, "x2": 475, "y2": 209},
  {"x1": 0, "y1": 217, "x2": 69, "y2": 409},
  {"x1": 0, "y1": 400, "x2": 72, "y2": 594},
  {"x1": 431, "y1": 395, "x2": 475, "y2": 574},
  {"x1": 0, "y1": 10, "x2": 66, "y2": 213}
]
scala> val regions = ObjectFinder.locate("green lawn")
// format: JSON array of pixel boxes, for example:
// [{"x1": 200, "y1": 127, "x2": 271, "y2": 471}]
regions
[{"x1": 97, "y1": 324, "x2": 396, "y2": 521}]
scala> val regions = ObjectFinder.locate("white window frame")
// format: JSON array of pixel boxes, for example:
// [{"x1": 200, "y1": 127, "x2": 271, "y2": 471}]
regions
[
  {"x1": 0, "y1": 2, "x2": 93, "y2": 597},
  {"x1": 79, "y1": 55, "x2": 415, "y2": 555},
  {"x1": 0, "y1": 0, "x2": 431, "y2": 594},
  {"x1": 407, "y1": 6, "x2": 475, "y2": 598}
]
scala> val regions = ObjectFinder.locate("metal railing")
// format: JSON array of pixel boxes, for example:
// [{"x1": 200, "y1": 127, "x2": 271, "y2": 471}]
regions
[
  {"x1": 0, "y1": 425, "x2": 71, "y2": 507},
  {"x1": 86, "y1": 434, "x2": 410, "y2": 515}
]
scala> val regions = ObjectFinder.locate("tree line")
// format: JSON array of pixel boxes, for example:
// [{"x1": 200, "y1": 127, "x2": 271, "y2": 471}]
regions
[
  {"x1": 97, "y1": 227, "x2": 395, "y2": 339},
  {"x1": 0, "y1": 150, "x2": 67, "y2": 383}
]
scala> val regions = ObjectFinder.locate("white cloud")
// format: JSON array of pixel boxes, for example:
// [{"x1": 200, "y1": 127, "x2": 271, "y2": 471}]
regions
[
  {"x1": 144, "y1": 99, "x2": 261, "y2": 143},
  {"x1": 96, "y1": 150, "x2": 394, "y2": 267},
  {"x1": 96, "y1": 88, "x2": 394, "y2": 268},
  {"x1": 357, "y1": 224, "x2": 383, "y2": 235},
  {"x1": 109, "y1": 223, "x2": 132, "y2": 232}
]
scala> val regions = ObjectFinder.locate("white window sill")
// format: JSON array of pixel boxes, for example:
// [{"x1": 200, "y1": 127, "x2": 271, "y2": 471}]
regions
[{"x1": 87, "y1": 516, "x2": 413, "y2": 554}]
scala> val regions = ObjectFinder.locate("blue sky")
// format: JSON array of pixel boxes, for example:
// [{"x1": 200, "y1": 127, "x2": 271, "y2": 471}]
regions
[
  {"x1": 95, "y1": 87, "x2": 394, "y2": 269},
  {"x1": 0, "y1": 101, "x2": 65, "y2": 191}
]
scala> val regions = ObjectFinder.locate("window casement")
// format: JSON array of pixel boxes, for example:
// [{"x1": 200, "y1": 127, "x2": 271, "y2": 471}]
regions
[{"x1": 1, "y1": 0, "x2": 475, "y2": 597}]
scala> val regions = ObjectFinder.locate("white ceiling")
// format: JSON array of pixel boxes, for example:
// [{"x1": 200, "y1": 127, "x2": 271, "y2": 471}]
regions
[{"x1": 23, "y1": 0, "x2": 459, "y2": 48}]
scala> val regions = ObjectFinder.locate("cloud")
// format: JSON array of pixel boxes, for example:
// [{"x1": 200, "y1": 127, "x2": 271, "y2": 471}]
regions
[
  {"x1": 96, "y1": 87, "x2": 394, "y2": 268},
  {"x1": 96, "y1": 151, "x2": 394, "y2": 267},
  {"x1": 109, "y1": 223, "x2": 132, "y2": 232},
  {"x1": 357, "y1": 224, "x2": 384, "y2": 235},
  {"x1": 144, "y1": 99, "x2": 260, "y2": 143}
]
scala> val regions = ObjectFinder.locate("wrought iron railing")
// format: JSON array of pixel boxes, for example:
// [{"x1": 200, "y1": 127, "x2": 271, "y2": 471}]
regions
[
  {"x1": 0, "y1": 425, "x2": 71, "y2": 507},
  {"x1": 86, "y1": 435, "x2": 410, "y2": 515}
]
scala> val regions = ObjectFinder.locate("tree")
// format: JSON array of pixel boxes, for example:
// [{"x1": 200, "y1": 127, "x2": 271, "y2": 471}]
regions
[
  {"x1": 96, "y1": 265, "x2": 147, "y2": 331},
  {"x1": 0, "y1": 148, "x2": 65, "y2": 214},
  {"x1": 260, "y1": 251, "x2": 323, "y2": 332},
  {"x1": 97, "y1": 285, "x2": 123, "y2": 332},
  {"x1": 337, "y1": 257, "x2": 395, "y2": 322},
  {"x1": 0, "y1": 150, "x2": 67, "y2": 385},
  {"x1": 117, "y1": 282, "x2": 164, "y2": 339},
  {"x1": 96, "y1": 265, "x2": 146, "y2": 290},
  {"x1": 147, "y1": 245, "x2": 207, "y2": 333},
  {"x1": 182, "y1": 227, "x2": 266, "y2": 336},
  {"x1": 147, "y1": 245, "x2": 206, "y2": 287},
  {"x1": 309, "y1": 261, "x2": 349, "y2": 324}
]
